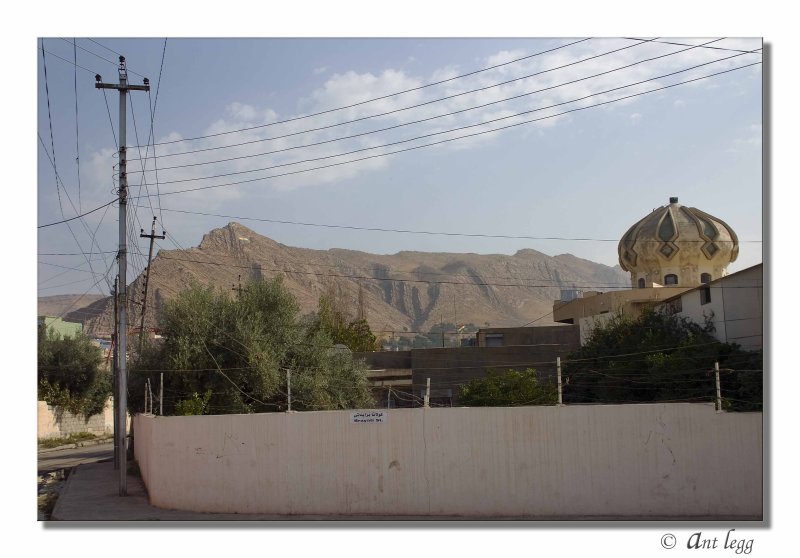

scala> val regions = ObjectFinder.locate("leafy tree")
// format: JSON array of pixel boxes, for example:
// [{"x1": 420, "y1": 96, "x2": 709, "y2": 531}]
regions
[
  {"x1": 311, "y1": 286, "x2": 379, "y2": 352},
  {"x1": 130, "y1": 276, "x2": 375, "y2": 415},
  {"x1": 458, "y1": 368, "x2": 557, "y2": 407},
  {"x1": 562, "y1": 309, "x2": 762, "y2": 411},
  {"x1": 38, "y1": 325, "x2": 111, "y2": 417}
]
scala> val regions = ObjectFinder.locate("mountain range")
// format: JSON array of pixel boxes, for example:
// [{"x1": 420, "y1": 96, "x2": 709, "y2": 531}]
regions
[{"x1": 53, "y1": 222, "x2": 629, "y2": 338}]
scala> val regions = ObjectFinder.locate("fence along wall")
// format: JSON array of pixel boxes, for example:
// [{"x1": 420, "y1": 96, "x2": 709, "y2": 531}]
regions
[{"x1": 134, "y1": 403, "x2": 762, "y2": 518}]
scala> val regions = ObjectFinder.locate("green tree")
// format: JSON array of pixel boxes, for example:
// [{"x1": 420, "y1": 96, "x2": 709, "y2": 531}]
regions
[
  {"x1": 458, "y1": 368, "x2": 557, "y2": 407},
  {"x1": 38, "y1": 325, "x2": 111, "y2": 417},
  {"x1": 311, "y1": 286, "x2": 379, "y2": 352},
  {"x1": 562, "y1": 309, "x2": 762, "y2": 411},
  {"x1": 130, "y1": 276, "x2": 375, "y2": 415}
]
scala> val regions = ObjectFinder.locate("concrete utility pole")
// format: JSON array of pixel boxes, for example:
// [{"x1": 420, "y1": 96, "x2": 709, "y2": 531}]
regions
[
  {"x1": 715, "y1": 361, "x2": 722, "y2": 412},
  {"x1": 96, "y1": 57, "x2": 150, "y2": 496},
  {"x1": 557, "y1": 356, "x2": 563, "y2": 406},
  {"x1": 112, "y1": 277, "x2": 118, "y2": 470},
  {"x1": 286, "y1": 369, "x2": 292, "y2": 412},
  {"x1": 139, "y1": 216, "x2": 165, "y2": 353}
]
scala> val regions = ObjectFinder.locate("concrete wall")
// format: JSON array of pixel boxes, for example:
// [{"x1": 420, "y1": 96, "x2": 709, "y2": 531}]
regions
[
  {"x1": 37, "y1": 398, "x2": 114, "y2": 439},
  {"x1": 134, "y1": 403, "x2": 762, "y2": 518}
]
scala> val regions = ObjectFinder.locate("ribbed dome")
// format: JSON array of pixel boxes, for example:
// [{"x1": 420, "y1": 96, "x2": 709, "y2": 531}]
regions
[{"x1": 618, "y1": 197, "x2": 739, "y2": 288}]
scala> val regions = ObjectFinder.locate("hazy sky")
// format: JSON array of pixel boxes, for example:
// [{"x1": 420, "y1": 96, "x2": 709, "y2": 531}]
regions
[
  {"x1": 37, "y1": 36, "x2": 762, "y2": 298},
  {"x1": 14, "y1": 0, "x2": 799, "y2": 553}
]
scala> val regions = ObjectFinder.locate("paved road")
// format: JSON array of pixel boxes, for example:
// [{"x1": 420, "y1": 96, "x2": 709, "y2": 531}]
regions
[{"x1": 38, "y1": 442, "x2": 114, "y2": 474}]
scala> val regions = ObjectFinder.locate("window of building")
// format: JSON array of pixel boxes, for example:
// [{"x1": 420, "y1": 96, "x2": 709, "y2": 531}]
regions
[
  {"x1": 664, "y1": 298, "x2": 682, "y2": 315},
  {"x1": 485, "y1": 334, "x2": 504, "y2": 347},
  {"x1": 638, "y1": 278, "x2": 645, "y2": 289},
  {"x1": 664, "y1": 274, "x2": 678, "y2": 285},
  {"x1": 700, "y1": 273, "x2": 712, "y2": 305}
]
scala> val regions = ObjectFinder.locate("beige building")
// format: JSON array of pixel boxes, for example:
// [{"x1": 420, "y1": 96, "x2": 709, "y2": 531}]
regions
[
  {"x1": 658, "y1": 263, "x2": 763, "y2": 351},
  {"x1": 553, "y1": 286, "x2": 690, "y2": 325},
  {"x1": 554, "y1": 197, "x2": 743, "y2": 338}
]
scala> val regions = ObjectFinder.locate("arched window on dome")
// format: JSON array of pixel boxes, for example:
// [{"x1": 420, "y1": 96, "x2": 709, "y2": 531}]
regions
[
  {"x1": 664, "y1": 274, "x2": 678, "y2": 285},
  {"x1": 638, "y1": 278, "x2": 645, "y2": 289}
]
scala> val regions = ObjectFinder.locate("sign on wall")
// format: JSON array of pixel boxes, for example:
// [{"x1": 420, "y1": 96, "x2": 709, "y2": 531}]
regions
[{"x1": 350, "y1": 411, "x2": 387, "y2": 424}]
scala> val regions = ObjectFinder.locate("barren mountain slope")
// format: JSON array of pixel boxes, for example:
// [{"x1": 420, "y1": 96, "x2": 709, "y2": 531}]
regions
[{"x1": 73, "y1": 222, "x2": 629, "y2": 337}]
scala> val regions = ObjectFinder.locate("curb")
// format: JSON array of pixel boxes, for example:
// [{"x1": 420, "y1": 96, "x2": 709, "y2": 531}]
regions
[
  {"x1": 38, "y1": 437, "x2": 114, "y2": 454},
  {"x1": 49, "y1": 464, "x2": 78, "y2": 521}
]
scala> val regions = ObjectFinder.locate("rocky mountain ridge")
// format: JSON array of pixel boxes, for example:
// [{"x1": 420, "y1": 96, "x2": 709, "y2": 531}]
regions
[{"x1": 63, "y1": 222, "x2": 629, "y2": 337}]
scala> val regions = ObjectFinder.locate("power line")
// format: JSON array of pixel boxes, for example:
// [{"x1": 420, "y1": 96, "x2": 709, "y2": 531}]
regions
[
  {"x1": 131, "y1": 61, "x2": 762, "y2": 200},
  {"x1": 72, "y1": 39, "x2": 82, "y2": 212},
  {"x1": 37, "y1": 198, "x2": 116, "y2": 229},
  {"x1": 39, "y1": 46, "x2": 99, "y2": 74},
  {"x1": 41, "y1": 40, "x2": 60, "y2": 209},
  {"x1": 136, "y1": 46, "x2": 754, "y2": 187},
  {"x1": 151, "y1": 252, "x2": 761, "y2": 290},
  {"x1": 39, "y1": 250, "x2": 116, "y2": 256},
  {"x1": 132, "y1": 38, "x2": 592, "y2": 150},
  {"x1": 156, "y1": 206, "x2": 763, "y2": 243},
  {"x1": 621, "y1": 37, "x2": 762, "y2": 55},
  {"x1": 128, "y1": 37, "x2": 726, "y2": 168},
  {"x1": 87, "y1": 38, "x2": 122, "y2": 57},
  {"x1": 37, "y1": 131, "x2": 110, "y2": 293}
]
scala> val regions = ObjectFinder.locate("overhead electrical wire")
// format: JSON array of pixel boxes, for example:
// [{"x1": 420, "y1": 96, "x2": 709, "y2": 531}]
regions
[
  {"x1": 72, "y1": 39, "x2": 82, "y2": 212},
  {"x1": 151, "y1": 252, "x2": 761, "y2": 290},
  {"x1": 130, "y1": 60, "x2": 762, "y2": 200},
  {"x1": 37, "y1": 134, "x2": 113, "y2": 293},
  {"x1": 155, "y1": 207, "x2": 762, "y2": 244},
  {"x1": 621, "y1": 37, "x2": 761, "y2": 54},
  {"x1": 129, "y1": 37, "x2": 654, "y2": 158},
  {"x1": 37, "y1": 198, "x2": 116, "y2": 229},
  {"x1": 131, "y1": 37, "x2": 592, "y2": 150},
  {"x1": 137, "y1": 49, "x2": 758, "y2": 187},
  {"x1": 39, "y1": 46, "x2": 99, "y2": 75},
  {"x1": 38, "y1": 56, "x2": 108, "y2": 294},
  {"x1": 128, "y1": 37, "x2": 733, "y2": 172}
]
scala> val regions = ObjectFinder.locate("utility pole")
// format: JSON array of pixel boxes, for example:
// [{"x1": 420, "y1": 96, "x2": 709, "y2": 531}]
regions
[
  {"x1": 160, "y1": 372, "x2": 164, "y2": 416},
  {"x1": 715, "y1": 361, "x2": 722, "y2": 412},
  {"x1": 286, "y1": 369, "x2": 292, "y2": 412},
  {"x1": 232, "y1": 274, "x2": 243, "y2": 298},
  {"x1": 139, "y1": 216, "x2": 165, "y2": 353},
  {"x1": 96, "y1": 57, "x2": 150, "y2": 496},
  {"x1": 557, "y1": 356, "x2": 563, "y2": 406},
  {"x1": 112, "y1": 277, "x2": 118, "y2": 470},
  {"x1": 424, "y1": 377, "x2": 430, "y2": 408}
]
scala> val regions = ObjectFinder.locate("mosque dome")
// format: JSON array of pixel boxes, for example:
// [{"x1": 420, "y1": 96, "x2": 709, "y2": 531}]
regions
[{"x1": 618, "y1": 197, "x2": 739, "y2": 289}]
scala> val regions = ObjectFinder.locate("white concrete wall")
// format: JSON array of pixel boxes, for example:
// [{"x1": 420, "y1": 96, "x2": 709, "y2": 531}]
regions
[{"x1": 134, "y1": 403, "x2": 762, "y2": 518}]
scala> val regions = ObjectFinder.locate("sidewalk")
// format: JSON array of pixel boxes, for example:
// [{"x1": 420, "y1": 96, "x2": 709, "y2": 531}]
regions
[
  {"x1": 49, "y1": 461, "x2": 468, "y2": 521},
  {"x1": 50, "y1": 460, "x2": 319, "y2": 521}
]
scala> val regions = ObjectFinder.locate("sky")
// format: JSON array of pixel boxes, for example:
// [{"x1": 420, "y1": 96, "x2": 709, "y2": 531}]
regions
[
  {"x1": 36, "y1": 35, "x2": 763, "y2": 299},
  {"x1": 13, "y1": 0, "x2": 798, "y2": 554}
]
